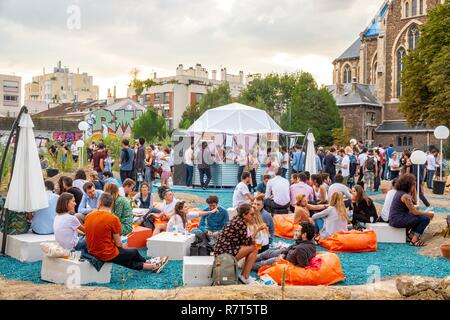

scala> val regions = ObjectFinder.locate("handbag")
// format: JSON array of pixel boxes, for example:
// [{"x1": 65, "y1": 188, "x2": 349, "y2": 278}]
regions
[
  {"x1": 190, "y1": 232, "x2": 214, "y2": 256},
  {"x1": 141, "y1": 213, "x2": 155, "y2": 230}
]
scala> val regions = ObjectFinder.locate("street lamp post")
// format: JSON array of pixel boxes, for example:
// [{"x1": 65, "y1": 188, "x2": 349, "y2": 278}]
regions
[
  {"x1": 433, "y1": 126, "x2": 449, "y2": 181},
  {"x1": 410, "y1": 150, "x2": 427, "y2": 205},
  {"x1": 78, "y1": 121, "x2": 89, "y2": 168}
]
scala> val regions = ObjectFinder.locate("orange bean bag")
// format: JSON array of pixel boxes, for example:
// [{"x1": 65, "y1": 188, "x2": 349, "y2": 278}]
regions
[
  {"x1": 258, "y1": 252, "x2": 345, "y2": 286},
  {"x1": 274, "y1": 214, "x2": 296, "y2": 239},
  {"x1": 187, "y1": 217, "x2": 200, "y2": 232},
  {"x1": 126, "y1": 226, "x2": 153, "y2": 248},
  {"x1": 319, "y1": 230, "x2": 377, "y2": 252}
]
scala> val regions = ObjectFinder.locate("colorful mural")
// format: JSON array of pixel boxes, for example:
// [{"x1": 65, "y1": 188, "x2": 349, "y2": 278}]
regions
[{"x1": 89, "y1": 108, "x2": 144, "y2": 137}]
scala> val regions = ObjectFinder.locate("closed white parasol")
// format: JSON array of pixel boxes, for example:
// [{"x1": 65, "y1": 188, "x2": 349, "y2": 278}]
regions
[
  {"x1": 304, "y1": 131, "x2": 317, "y2": 174},
  {"x1": 4, "y1": 113, "x2": 48, "y2": 212}
]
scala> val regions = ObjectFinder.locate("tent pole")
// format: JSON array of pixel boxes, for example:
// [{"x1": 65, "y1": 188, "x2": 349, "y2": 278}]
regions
[
  {"x1": 301, "y1": 128, "x2": 311, "y2": 172},
  {"x1": 1, "y1": 106, "x2": 27, "y2": 255}
]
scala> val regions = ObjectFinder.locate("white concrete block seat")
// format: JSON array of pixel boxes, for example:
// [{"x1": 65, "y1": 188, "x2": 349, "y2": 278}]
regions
[
  {"x1": 365, "y1": 223, "x2": 406, "y2": 243},
  {"x1": 41, "y1": 255, "x2": 112, "y2": 285},
  {"x1": 183, "y1": 256, "x2": 215, "y2": 287},
  {"x1": 147, "y1": 232, "x2": 196, "y2": 260},
  {"x1": 0, "y1": 232, "x2": 56, "y2": 262},
  {"x1": 227, "y1": 208, "x2": 238, "y2": 220}
]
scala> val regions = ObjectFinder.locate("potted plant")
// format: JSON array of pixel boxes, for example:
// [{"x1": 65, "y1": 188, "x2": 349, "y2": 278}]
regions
[{"x1": 440, "y1": 244, "x2": 450, "y2": 259}]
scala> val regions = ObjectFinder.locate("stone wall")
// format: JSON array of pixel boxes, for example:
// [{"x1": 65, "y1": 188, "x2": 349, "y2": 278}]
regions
[
  {"x1": 339, "y1": 105, "x2": 382, "y2": 144},
  {"x1": 375, "y1": 131, "x2": 439, "y2": 150},
  {"x1": 0, "y1": 117, "x2": 79, "y2": 132}
]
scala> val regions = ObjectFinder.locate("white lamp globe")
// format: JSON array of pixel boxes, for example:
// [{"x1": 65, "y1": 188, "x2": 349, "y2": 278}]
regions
[
  {"x1": 76, "y1": 140, "x2": 85, "y2": 148},
  {"x1": 78, "y1": 121, "x2": 89, "y2": 131},
  {"x1": 434, "y1": 126, "x2": 449, "y2": 140},
  {"x1": 350, "y1": 138, "x2": 357, "y2": 145},
  {"x1": 410, "y1": 150, "x2": 427, "y2": 165}
]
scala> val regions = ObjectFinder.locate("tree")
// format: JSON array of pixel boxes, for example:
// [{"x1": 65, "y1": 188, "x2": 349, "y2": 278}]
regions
[
  {"x1": 239, "y1": 72, "x2": 341, "y2": 145},
  {"x1": 332, "y1": 127, "x2": 351, "y2": 147},
  {"x1": 179, "y1": 82, "x2": 232, "y2": 129},
  {"x1": 132, "y1": 108, "x2": 167, "y2": 143},
  {"x1": 400, "y1": 2, "x2": 450, "y2": 127}
]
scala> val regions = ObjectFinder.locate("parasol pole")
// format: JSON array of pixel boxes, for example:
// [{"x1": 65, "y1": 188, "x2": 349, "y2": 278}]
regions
[{"x1": 1, "y1": 106, "x2": 28, "y2": 255}]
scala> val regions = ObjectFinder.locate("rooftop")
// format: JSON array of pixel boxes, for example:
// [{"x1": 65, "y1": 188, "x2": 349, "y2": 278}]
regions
[
  {"x1": 327, "y1": 83, "x2": 381, "y2": 107},
  {"x1": 375, "y1": 121, "x2": 434, "y2": 133}
]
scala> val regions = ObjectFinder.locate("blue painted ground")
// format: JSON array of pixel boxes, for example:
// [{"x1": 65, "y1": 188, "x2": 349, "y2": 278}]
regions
[{"x1": 0, "y1": 187, "x2": 448, "y2": 289}]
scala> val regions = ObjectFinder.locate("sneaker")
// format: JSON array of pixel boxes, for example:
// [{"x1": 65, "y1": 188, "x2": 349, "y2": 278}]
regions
[
  {"x1": 155, "y1": 256, "x2": 169, "y2": 273},
  {"x1": 238, "y1": 274, "x2": 250, "y2": 284},
  {"x1": 247, "y1": 276, "x2": 260, "y2": 286}
]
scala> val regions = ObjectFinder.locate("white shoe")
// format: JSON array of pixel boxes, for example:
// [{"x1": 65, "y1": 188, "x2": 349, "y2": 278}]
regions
[
  {"x1": 238, "y1": 274, "x2": 250, "y2": 284},
  {"x1": 247, "y1": 276, "x2": 260, "y2": 285}
]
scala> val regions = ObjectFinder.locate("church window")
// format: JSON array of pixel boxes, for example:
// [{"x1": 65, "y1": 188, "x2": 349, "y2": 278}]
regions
[
  {"x1": 396, "y1": 47, "x2": 406, "y2": 97},
  {"x1": 405, "y1": 2, "x2": 409, "y2": 18},
  {"x1": 412, "y1": 0, "x2": 417, "y2": 16},
  {"x1": 343, "y1": 65, "x2": 352, "y2": 84},
  {"x1": 408, "y1": 26, "x2": 419, "y2": 50},
  {"x1": 419, "y1": 0, "x2": 424, "y2": 15}
]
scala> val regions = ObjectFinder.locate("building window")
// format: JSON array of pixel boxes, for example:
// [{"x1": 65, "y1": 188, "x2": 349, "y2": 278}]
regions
[
  {"x1": 408, "y1": 26, "x2": 419, "y2": 50},
  {"x1": 372, "y1": 62, "x2": 378, "y2": 85},
  {"x1": 343, "y1": 65, "x2": 352, "y2": 84},
  {"x1": 397, "y1": 136, "x2": 413, "y2": 147},
  {"x1": 396, "y1": 47, "x2": 406, "y2": 97},
  {"x1": 366, "y1": 111, "x2": 376, "y2": 125},
  {"x1": 405, "y1": 1, "x2": 409, "y2": 18},
  {"x1": 419, "y1": 0, "x2": 423, "y2": 14},
  {"x1": 3, "y1": 95, "x2": 18, "y2": 101},
  {"x1": 412, "y1": 0, "x2": 417, "y2": 16}
]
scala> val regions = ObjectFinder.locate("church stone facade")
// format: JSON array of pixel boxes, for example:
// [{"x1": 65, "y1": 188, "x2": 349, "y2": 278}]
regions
[{"x1": 329, "y1": 0, "x2": 445, "y2": 150}]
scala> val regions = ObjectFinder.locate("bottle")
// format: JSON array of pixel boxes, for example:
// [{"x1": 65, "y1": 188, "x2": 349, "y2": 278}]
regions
[
  {"x1": 348, "y1": 210, "x2": 353, "y2": 222},
  {"x1": 172, "y1": 225, "x2": 178, "y2": 235},
  {"x1": 293, "y1": 226, "x2": 300, "y2": 240}
]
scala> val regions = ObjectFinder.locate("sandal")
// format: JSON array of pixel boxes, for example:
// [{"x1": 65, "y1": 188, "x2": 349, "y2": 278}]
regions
[{"x1": 410, "y1": 240, "x2": 425, "y2": 247}]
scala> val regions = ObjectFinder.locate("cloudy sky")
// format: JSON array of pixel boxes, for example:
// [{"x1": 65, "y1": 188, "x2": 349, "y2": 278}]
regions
[{"x1": 0, "y1": 0, "x2": 383, "y2": 100}]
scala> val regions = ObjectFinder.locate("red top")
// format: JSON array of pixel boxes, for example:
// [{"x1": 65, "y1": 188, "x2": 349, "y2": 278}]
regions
[
  {"x1": 85, "y1": 210, "x2": 122, "y2": 261},
  {"x1": 92, "y1": 150, "x2": 106, "y2": 172}
]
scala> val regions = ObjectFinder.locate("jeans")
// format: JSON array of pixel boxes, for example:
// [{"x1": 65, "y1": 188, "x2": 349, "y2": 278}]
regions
[
  {"x1": 390, "y1": 170, "x2": 400, "y2": 181},
  {"x1": 106, "y1": 247, "x2": 147, "y2": 271},
  {"x1": 144, "y1": 167, "x2": 153, "y2": 185},
  {"x1": 426, "y1": 170, "x2": 435, "y2": 189},
  {"x1": 237, "y1": 166, "x2": 245, "y2": 183},
  {"x1": 74, "y1": 236, "x2": 87, "y2": 251},
  {"x1": 281, "y1": 168, "x2": 288, "y2": 179},
  {"x1": 252, "y1": 248, "x2": 284, "y2": 271},
  {"x1": 249, "y1": 169, "x2": 257, "y2": 191},
  {"x1": 416, "y1": 185, "x2": 430, "y2": 207},
  {"x1": 186, "y1": 165, "x2": 194, "y2": 186},
  {"x1": 411, "y1": 215, "x2": 431, "y2": 236},
  {"x1": 199, "y1": 167, "x2": 211, "y2": 188},
  {"x1": 120, "y1": 170, "x2": 133, "y2": 184},
  {"x1": 264, "y1": 198, "x2": 289, "y2": 214}
]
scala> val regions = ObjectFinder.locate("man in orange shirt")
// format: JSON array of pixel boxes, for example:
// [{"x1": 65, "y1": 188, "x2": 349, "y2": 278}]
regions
[{"x1": 84, "y1": 193, "x2": 168, "y2": 272}]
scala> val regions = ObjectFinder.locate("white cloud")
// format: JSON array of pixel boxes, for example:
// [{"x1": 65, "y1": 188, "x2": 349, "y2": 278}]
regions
[{"x1": 0, "y1": 0, "x2": 384, "y2": 100}]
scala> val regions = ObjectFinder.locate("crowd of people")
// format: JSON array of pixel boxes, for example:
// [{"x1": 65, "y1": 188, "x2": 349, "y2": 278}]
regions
[{"x1": 18, "y1": 137, "x2": 445, "y2": 285}]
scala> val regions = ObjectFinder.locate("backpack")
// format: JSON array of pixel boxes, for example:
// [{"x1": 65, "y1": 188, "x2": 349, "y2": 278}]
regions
[
  {"x1": 365, "y1": 156, "x2": 375, "y2": 172},
  {"x1": 141, "y1": 213, "x2": 155, "y2": 230},
  {"x1": 211, "y1": 253, "x2": 239, "y2": 286},
  {"x1": 349, "y1": 154, "x2": 358, "y2": 176}
]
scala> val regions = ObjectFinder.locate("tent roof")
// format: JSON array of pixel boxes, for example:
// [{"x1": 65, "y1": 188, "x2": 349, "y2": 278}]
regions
[{"x1": 187, "y1": 103, "x2": 296, "y2": 135}]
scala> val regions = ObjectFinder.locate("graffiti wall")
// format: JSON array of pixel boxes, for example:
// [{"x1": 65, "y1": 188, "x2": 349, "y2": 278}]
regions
[
  {"x1": 89, "y1": 109, "x2": 143, "y2": 137},
  {"x1": 52, "y1": 131, "x2": 83, "y2": 142}
]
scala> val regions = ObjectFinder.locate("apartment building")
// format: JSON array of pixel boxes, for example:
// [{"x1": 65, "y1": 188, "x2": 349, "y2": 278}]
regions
[
  {"x1": 128, "y1": 64, "x2": 259, "y2": 129},
  {"x1": 24, "y1": 61, "x2": 99, "y2": 107},
  {"x1": 0, "y1": 74, "x2": 21, "y2": 117}
]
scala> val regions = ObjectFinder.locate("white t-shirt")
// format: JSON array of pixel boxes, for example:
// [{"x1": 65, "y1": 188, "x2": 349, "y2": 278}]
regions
[
  {"x1": 161, "y1": 158, "x2": 171, "y2": 172},
  {"x1": 426, "y1": 154, "x2": 438, "y2": 171},
  {"x1": 160, "y1": 199, "x2": 178, "y2": 217},
  {"x1": 237, "y1": 149, "x2": 247, "y2": 166},
  {"x1": 233, "y1": 182, "x2": 250, "y2": 208},
  {"x1": 53, "y1": 213, "x2": 81, "y2": 250},
  {"x1": 248, "y1": 227, "x2": 270, "y2": 246},
  {"x1": 341, "y1": 155, "x2": 350, "y2": 177},
  {"x1": 282, "y1": 153, "x2": 290, "y2": 169},
  {"x1": 358, "y1": 153, "x2": 368, "y2": 167},
  {"x1": 265, "y1": 176, "x2": 290, "y2": 206},
  {"x1": 381, "y1": 189, "x2": 396, "y2": 222},
  {"x1": 167, "y1": 215, "x2": 186, "y2": 233},
  {"x1": 184, "y1": 148, "x2": 194, "y2": 166},
  {"x1": 71, "y1": 144, "x2": 79, "y2": 156},
  {"x1": 169, "y1": 149, "x2": 174, "y2": 166},
  {"x1": 389, "y1": 158, "x2": 400, "y2": 171}
]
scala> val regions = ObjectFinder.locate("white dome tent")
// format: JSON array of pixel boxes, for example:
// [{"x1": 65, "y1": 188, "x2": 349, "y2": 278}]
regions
[{"x1": 187, "y1": 103, "x2": 287, "y2": 134}]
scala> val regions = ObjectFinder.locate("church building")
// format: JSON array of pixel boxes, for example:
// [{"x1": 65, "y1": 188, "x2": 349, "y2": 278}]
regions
[{"x1": 328, "y1": 0, "x2": 445, "y2": 150}]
